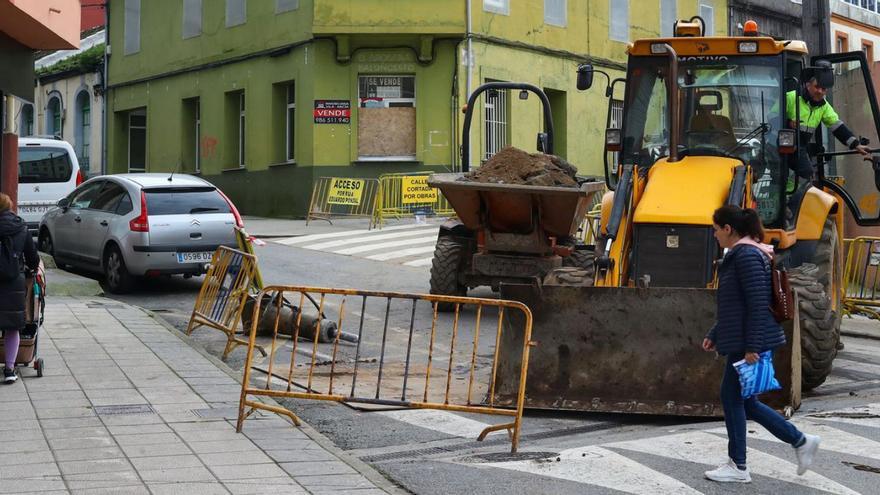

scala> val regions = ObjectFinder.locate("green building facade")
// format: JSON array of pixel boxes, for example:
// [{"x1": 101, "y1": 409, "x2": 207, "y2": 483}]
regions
[{"x1": 106, "y1": 0, "x2": 726, "y2": 217}]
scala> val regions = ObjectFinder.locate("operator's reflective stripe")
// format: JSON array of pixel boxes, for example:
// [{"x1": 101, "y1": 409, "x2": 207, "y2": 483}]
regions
[
  {"x1": 828, "y1": 120, "x2": 844, "y2": 132},
  {"x1": 846, "y1": 135, "x2": 858, "y2": 147}
]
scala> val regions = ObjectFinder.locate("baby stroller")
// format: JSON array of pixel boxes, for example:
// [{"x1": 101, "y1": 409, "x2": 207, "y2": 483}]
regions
[{"x1": 0, "y1": 262, "x2": 46, "y2": 377}]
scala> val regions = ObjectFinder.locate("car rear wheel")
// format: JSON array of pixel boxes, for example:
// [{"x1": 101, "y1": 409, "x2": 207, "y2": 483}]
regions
[{"x1": 104, "y1": 246, "x2": 134, "y2": 294}]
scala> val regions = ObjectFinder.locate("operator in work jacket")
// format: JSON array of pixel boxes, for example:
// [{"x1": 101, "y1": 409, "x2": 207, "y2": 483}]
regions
[{"x1": 786, "y1": 60, "x2": 871, "y2": 179}]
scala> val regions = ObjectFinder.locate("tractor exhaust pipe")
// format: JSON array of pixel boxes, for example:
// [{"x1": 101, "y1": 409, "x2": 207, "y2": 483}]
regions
[{"x1": 663, "y1": 44, "x2": 681, "y2": 163}]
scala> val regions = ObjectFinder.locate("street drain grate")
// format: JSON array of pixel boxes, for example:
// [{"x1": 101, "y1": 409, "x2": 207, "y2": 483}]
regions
[
  {"x1": 464, "y1": 451, "x2": 558, "y2": 463},
  {"x1": 94, "y1": 404, "x2": 155, "y2": 415}
]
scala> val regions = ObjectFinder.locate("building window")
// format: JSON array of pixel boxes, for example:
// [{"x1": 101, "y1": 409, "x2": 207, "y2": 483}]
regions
[
  {"x1": 610, "y1": 99, "x2": 624, "y2": 166},
  {"x1": 699, "y1": 2, "x2": 714, "y2": 35},
  {"x1": 864, "y1": 40, "x2": 874, "y2": 62},
  {"x1": 20, "y1": 104, "x2": 33, "y2": 136},
  {"x1": 286, "y1": 83, "x2": 295, "y2": 161},
  {"x1": 75, "y1": 91, "x2": 91, "y2": 174},
  {"x1": 183, "y1": 0, "x2": 202, "y2": 39},
  {"x1": 124, "y1": 0, "x2": 141, "y2": 55},
  {"x1": 484, "y1": 84, "x2": 508, "y2": 162},
  {"x1": 484, "y1": 0, "x2": 509, "y2": 15},
  {"x1": 239, "y1": 93, "x2": 246, "y2": 166},
  {"x1": 275, "y1": 0, "x2": 298, "y2": 13},
  {"x1": 128, "y1": 110, "x2": 147, "y2": 173},
  {"x1": 46, "y1": 96, "x2": 62, "y2": 138},
  {"x1": 226, "y1": 0, "x2": 246, "y2": 27},
  {"x1": 836, "y1": 31, "x2": 849, "y2": 53},
  {"x1": 226, "y1": 91, "x2": 245, "y2": 167},
  {"x1": 545, "y1": 0, "x2": 566, "y2": 27},
  {"x1": 610, "y1": 0, "x2": 629, "y2": 42},
  {"x1": 182, "y1": 98, "x2": 200, "y2": 173},
  {"x1": 358, "y1": 75, "x2": 416, "y2": 160},
  {"x1": 660, "y1": 0, "x2": 676, "y2": 37}
]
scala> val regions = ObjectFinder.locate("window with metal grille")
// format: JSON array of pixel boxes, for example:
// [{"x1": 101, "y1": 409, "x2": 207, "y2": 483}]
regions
[
  {"x1": 660, "y1": 0, "x2": 676, "y2": 37},
  {"x1": 545, "y1": 0, "x2": 566, "y2": 26},
  {"x1": 699, "y1": 2, "x2": 714, "y2": 35},
  {"x1": 124, "y1": 0, "x2": 140, "y2": 55},
  {"x1": 610, "y1": 0, "x2": 629, "y2": 42},
  {"x1": 276, "y1": 0, "x2": 298, "y2": 13},
  {"x1": 226, "y1": 0, "x2": 246, "y2": 27},
  {"x1": 76, "y1": 91, "x2": 91, "y2": 174},
  {"x1": 46, "y1": 96, "x2": 62, "y2": 138},
  {"x1": 484, "y1": 0, "x2": 509, "y2": 15},
  {"x1": 484, "y1": 86, "x2": 508, "y2": 162},
  {"x1": 183, "y1": 0, "x2": 202, "y2": 39},
  {"x1": 20, "y1": 104, "x2": 33, "y2": 136}
]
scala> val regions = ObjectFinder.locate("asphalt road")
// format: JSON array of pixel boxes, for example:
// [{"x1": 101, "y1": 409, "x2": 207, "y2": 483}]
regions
[{"x1": 93, "y1": 240, "x2": 880, "y2": 495}]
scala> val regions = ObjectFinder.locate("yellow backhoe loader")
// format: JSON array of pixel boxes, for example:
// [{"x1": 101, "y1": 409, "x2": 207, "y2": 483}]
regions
[{"x1": 491, "y1": 18, "x2": 880, "y2": 416}]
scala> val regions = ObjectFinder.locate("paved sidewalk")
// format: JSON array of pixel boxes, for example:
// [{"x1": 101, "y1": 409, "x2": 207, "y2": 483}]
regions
[{"x1": 0, "y1": 297, "x2": 398, "y2": 495}]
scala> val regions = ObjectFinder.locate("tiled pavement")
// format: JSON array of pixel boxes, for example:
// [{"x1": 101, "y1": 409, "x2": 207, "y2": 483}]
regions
[{"x1": 0, "y1": 297, "x2": 399, "y2": 494}]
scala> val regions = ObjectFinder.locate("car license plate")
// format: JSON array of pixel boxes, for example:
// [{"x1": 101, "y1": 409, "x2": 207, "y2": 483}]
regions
[
  {"x1": 177, "y1": 251, "x2": 213, "y2": 264},
  {"x1": 19, "y1": 204, "x2": 50, "y2": 215}
]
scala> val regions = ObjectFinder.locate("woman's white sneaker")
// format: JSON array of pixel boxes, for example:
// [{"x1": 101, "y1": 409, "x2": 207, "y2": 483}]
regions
[
  {"x1": 705, "y1": 459, "x2": 751, "y2": 483},
  {"x1": 796, "y1": 434, "x2": 821, "y2": 475}
]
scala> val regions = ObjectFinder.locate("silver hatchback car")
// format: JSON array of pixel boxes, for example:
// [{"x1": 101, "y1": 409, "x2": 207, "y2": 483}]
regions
[{"x1": 39, "y1": 174, "x2": 242, "y2": 293}]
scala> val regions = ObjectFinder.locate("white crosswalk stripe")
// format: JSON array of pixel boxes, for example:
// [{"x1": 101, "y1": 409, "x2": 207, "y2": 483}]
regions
[
  {"x1": 268, "y1": 225, "x2": 440, "y2": 265},
  {"x1": 485, "y1": 445, "x2": 702, "y2": 495},
  {"x1": 377, "y1": 409, "x2": 504, "y2": 439},
  {"x1": 607, "y1": 431, "x2": 860, "y2": 495}
]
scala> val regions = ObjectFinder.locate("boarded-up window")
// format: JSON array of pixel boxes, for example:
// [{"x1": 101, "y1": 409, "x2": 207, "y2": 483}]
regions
[
  {"x1": 699, "y1": 2, "x2": 714, "y2": 35},
  {"x1": 545, "y1": 0, "x2": 566, "y2": 27},
  {"x1": 484, "y1": 0, "x2": 509, "y2": 15},
  {"x1": 276, "y1": 0, "x2": 298, "y2": 13},
  {"x1": 124, "y1": 0, "x2": 141, "y2": 55},
  {"x1": 226, "y1": 0, "x2": 246, "y2": 27},
  {"x1": 660, "y1": 0, "x2": 676, "y2": 37},
  {"x1": 183, "y1": 0, "x2": 202, "y2": 39},
  {"x1": 358, "y1": 76, "x2": 416, "y2": 159},
  {"x1": 610, "y1": 0, "x2": 628, "y2": 42}
]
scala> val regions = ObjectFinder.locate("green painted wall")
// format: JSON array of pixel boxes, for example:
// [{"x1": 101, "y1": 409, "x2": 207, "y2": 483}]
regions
[{"x1": 107, "y1": 0, "x2": 728, "y2": 217}]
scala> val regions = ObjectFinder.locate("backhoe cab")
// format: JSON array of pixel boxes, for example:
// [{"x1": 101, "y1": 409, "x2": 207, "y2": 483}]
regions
[{"x1": 493, "y1": 18, "x2": 880, "y2": 416}]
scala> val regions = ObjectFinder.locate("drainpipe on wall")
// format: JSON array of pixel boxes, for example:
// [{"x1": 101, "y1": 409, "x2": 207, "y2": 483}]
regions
[
  {"x1": 101, "y1": 4, "x2": 109, "y2": 176},
  {"x1": 465, "y1": 0, "x2": 474, "y2": 172},
  {"x1": 1, "y1": 94, "x2": 19, "y2": 206}
]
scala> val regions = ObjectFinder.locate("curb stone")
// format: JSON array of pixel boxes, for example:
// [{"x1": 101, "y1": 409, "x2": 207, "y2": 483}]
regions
[{"x1": 137, "y1": 303, "x2": 410, "y2": 495}]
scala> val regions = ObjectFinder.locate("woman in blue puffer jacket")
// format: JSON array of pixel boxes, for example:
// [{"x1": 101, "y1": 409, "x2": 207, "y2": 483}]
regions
[{"x1": 701, "y1": 205, "x2": 819, "y2": 484}]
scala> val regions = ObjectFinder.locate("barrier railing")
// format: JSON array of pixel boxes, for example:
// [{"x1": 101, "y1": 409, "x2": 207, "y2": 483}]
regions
[
  {"x1": 236, "y1": 286, "x2": 535, "y2": 452},
  {"x1": 843, "y1": 236, "x2": 880, "y2": 320},
  {"x1": 372, "y1": 172, "x2": 454, "y2": 228},
  {"x1": 579, "y1": 186, "x2": 605, "y2": 245},
  {"x1": 306, "y1": 177, "x2": 381, "y2": 227},
  {"x1": 185, "y1": 247, "x2": 266, "y2": 359}
]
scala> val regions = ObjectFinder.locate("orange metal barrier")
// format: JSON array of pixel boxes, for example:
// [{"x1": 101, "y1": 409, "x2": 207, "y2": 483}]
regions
[
  {"x1": 185, "y1": 247, "x2": 266, "y2": 359},
  {"x1": 843, "y1": 236, "x2": 880, "y2": 320},
  {"x1": 236, "y1": 286, "x2": 534, "y2": 452}
]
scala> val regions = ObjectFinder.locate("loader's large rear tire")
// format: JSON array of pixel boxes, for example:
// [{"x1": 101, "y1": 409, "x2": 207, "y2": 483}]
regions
[
  {"x1": 812, "y1": 218, "x2": 844, "y2": 346},
  {"x1": 789, "y1": 263, "x2": 838, "y2": 391},
  {"x1": 429, "y1": 237, "x2": 468, "y2": 312},
  {"x1": 545, "y1": 251, "x2": 596, "y2": 286}
]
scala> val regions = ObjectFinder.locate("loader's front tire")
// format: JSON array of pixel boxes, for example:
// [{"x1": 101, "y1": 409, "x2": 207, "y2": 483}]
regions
[
  {"x1": 546, "y1": 251, "x2": 596, "y2": 286},
  {"x1": 429, "y1": 237, "x2": 467, "y2": 312},
  {"x1": 789, "y1": 263, "x2": 839, "y2": 391}
]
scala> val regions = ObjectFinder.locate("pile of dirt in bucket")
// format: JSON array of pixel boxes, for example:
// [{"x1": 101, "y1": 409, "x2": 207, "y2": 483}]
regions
[{"x1": 462, "y1": 146, "x2": 579, "y2": 187}]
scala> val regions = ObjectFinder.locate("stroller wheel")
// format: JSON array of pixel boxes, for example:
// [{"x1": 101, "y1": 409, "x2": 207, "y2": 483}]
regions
[{"x1": 35, "y1": 358, "x2": 44, "y2": 378}]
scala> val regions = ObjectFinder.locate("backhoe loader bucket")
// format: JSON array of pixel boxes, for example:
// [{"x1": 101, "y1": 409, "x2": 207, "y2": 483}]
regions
[{"x1": 494, "y1": 284, "x2": 802, "y2": 417}]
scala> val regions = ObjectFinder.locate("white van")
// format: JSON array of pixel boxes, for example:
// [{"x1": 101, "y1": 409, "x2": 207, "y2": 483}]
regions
[{"x1": 17, "y1": 137, "x2": 83, "y2": 235}]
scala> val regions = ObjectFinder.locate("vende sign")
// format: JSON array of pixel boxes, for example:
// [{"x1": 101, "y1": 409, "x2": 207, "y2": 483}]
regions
[{"x1": 314, "y1": 100, "x2": 351, "y2": 124}]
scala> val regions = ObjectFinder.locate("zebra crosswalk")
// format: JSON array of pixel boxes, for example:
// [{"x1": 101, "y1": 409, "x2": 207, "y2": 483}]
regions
[
  {"x1": 364, "y1": 339, "x2": 880, "y2": 495},
  {"x1": 270, "y1": 223, "x2": 440, "y2": 267}
]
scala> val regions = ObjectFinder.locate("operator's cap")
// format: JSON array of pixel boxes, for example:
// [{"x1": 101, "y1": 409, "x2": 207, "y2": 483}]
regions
[{"x1": 808, "y1": 60, "x2": 835, "y2": 89}]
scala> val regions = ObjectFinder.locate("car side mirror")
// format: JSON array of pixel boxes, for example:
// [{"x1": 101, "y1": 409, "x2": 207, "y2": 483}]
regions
[
  {"x1": 537, "y1": 132, "x2": 549, "y2": 153},
  {"x1": 577, "y1": 64, "x2": 594, "y2": 90},
  {"x1": 605, "y1": 128, "x2": 622, "y2": 152},
  {"x1": 57, "y1": 198, "x2": 70, "y2": 210}
]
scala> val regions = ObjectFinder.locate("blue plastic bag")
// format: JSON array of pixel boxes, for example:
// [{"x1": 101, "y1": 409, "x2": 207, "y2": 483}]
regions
[{"x1": 733, "y1": 351, "x2": 782, "y2": 399}]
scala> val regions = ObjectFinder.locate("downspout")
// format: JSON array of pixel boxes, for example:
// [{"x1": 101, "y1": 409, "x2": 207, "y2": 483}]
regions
[
  {"x1": 465, "y1": 0, "x2": 473, "y2": 172},
  {"x1": 101, "y1": 4, "x2": 109, "y2": 176}
]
